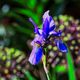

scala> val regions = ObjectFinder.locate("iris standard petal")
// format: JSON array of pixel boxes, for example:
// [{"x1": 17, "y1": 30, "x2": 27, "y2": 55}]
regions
[
  {"x1": 28, "y1": 46, "x2": 43, "y2": 65},
  {"x1": 56, "y1": 40, "x2": 68, "y2": 53},
  {"x1": 42, "y1": 19, "x2": 49, "y2": 38},
  {"x1": 43, "y1": 10, "x2": 56, "y2": 32},
  {"x1": 49, "y1": 16, "x2": 56, "y2": 31},
  {"x1": 43, "y1": 10, "x2": 50, "y2": 22},
  {"x1": 29, "y1": 18, "x2": 40, "y2": 35}
]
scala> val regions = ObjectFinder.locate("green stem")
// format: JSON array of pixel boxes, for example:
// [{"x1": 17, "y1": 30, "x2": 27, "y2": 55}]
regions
[
  {"x1": 43, "y1": 64, "x2": 50, "y2": 80},
  {"x1": 66, "y1": 49, "x2": 76, "y2": 80},
  {"x1": 42, "y1": 55, "x2": 50, "y2": 80}
]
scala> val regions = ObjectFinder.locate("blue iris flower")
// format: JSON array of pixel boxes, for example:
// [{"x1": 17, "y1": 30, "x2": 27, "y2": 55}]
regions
[{"x1": 28, "y1": 10, "x2": 68, "y2": 65}]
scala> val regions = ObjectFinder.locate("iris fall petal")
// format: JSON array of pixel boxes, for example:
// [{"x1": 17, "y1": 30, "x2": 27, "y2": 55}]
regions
[
  {"x1": 28, "y1": 46, "x2": 43, "y2": 65},
  {"x1": 56, "y1": 40, "x2": 68, "y2": 53}
]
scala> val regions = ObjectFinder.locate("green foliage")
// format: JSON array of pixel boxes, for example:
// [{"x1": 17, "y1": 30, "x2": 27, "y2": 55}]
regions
[
  {"x1": 55, "y1": 65, "x2": 66, "y2": 73},
  {"x1": 66, "y1": 49, "x2": 76, "y2": 80},
  {"x1": 24, "y1": 70, "x2": 36, "y2": 80}
]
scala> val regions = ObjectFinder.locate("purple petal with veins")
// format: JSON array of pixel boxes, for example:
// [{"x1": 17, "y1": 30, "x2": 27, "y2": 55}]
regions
[
  {"x1": 31, "y1": 34, "x2": 45, "y2": 46},
  {"x1": 29, "y1": 18, "x2": 40, "y2": 35},
  {"x1": 56, "y1": 40, "x2": 68, "y2": 53},
  {"x1": 28, "y1": 46, "x2": 43, "y2": 65},
  {"x1": 42, "y1": 19, "x2": 49, "y2": 38},
  {"x1": 42, "y1": 10, "x2": 56, "y2": 38},
  {"x1": 43, "y1": 10, "x2": 50, "y2": 22},
  {"x1": 49, "y1": 16, "x2": 55, "y2": 31},
  {"x1": 43, "y1": 10, "x2": 55, "y2": 30},
  {"x1": 49, "y1": 30, "x2": 62, "y2": 36}
]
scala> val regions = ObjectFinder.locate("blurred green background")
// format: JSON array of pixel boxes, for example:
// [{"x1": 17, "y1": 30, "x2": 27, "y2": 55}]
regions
[{"x1": 0, "y1": 0, "x2": 80, "y2": 80}]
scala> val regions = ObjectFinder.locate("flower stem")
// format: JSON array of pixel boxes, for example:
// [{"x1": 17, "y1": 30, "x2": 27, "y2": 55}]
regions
[
  {"x1": 43, "y1": 64, "x2": 50, "y2": 80},
  {"x1": 42, "y1": 55, "x2": 50, "y2": 80}
]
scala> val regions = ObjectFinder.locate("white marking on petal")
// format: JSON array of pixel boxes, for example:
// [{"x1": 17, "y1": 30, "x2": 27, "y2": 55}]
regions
[
  {"x1": 39, "y1": 29, "x2": 42, "y2": 35},
  {"x1": 49, "y1": 31, "x2": 56, "y2": 35},
  {"x1": 50, "y1": 19, "x2": 55, "y2": 28},
  {"x1": 43, "y1": 10, "x2": 50, "y2": 22}
]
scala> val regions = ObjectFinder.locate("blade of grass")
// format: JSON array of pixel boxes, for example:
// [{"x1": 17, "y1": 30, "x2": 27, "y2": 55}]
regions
[
  {"x1": 26, "y1": 0, "x2": 37, "y2": 9},
  {"x1": 55, "y1": 65, "x2": 66, "y2": 73},
  {"x1": 23, "y1": 70, "x2": 36, "y2": 80},
  {"x1": 66, "y1": 49, "x2": 76, "y2": 80},
  {"x1": 12, "y1": 25, "x2": 32, "y2": 36},
  {"x1": 6, "y1": 11, "x2": 29, "y2": 26},
  {"x1": 51, "y1": 67, "x2": 56, "y2": 80},
  {"x1": 14, "y1": 9, "x2": 39, "y2": 24},
  {"x1": 13, "y1": 0, "x2": 26, "y2": 6},
  {"x1": 14, "y1": 0, "x2": 37, "y2": 9}
]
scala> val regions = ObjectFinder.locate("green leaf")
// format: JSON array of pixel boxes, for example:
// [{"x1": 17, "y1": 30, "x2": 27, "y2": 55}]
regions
[
  {"x1": 55, "y1": 65, "x2": 67, "y2": 73},
  {"x1": 13, "y1": 0, "x2": 26, "y2": 6},
  {"x1": 27, "y1": 0, "x2": 37, "y2": 9},
  {"x1": 66, "y1": 49, "x2": 76, "y2": 80},
  {"x1": 24, "y1": 70, "x2": 36, "y2": 80},
  {"x1": 6, "y1": 11, "x2": 29, "y2": 26},
  {"x1": 14, "y1": 8, "x2": 39, "y2": 24},
  {"x1": 51, "y1": 68, "x2": 56, "y2": 80},
  {"x1": 12, "y1": 25, "x2": 32, "y2": 36}
]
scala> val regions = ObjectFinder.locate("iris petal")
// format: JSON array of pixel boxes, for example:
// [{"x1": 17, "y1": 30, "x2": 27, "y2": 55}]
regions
[
  {"x1": 42, "y1": 10, "x2": 56, "y2": 38},
  {"x1": 49, "y1": 16, "x2": 55, "y2": 31},
  {"x1": 49, "y1": 30, "x2": 62, "y2": 36},
  {"x1": 42, "y1": 19, "x2": 49, "y2": 38},
  {"x1": 31, "y1": 35, "x2": 40, "y2": 46},
  {"x1": 31, "y1": 35, "x2": 44, "y2": 46},
  {"x1": 43, "y1": 10, "x2": 50, "y2": 22},
  {"x1": 29, "y1": 18, "x2": 40, "y2": 35},
  {"x1": 28, "y1": 46, "x2": 43, "y2": 65},
  {"x1": 56, "y1": 40, "x2": 68, "y2": 53},
  {"x1": 43, "y1": 10, "x2": 55, "y2": 29}
]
